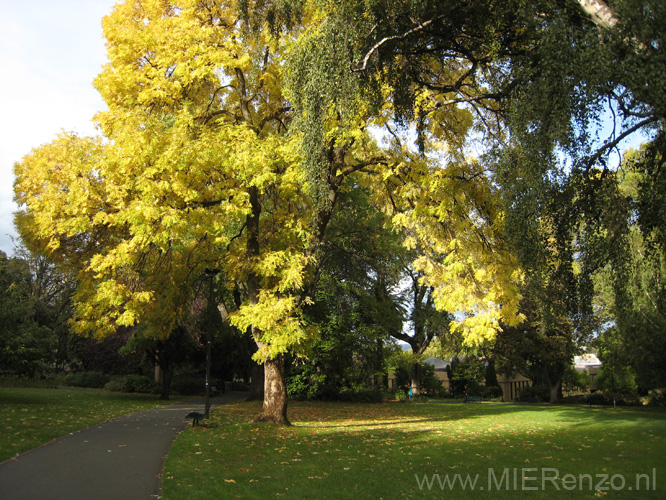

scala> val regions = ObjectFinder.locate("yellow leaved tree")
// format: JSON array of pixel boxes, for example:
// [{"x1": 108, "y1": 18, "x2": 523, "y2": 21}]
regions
[
  {"x1": 16, "y1": 0, "x2": 319, "y2": 425},
  {"x1": 15, "y1": 0, "x2": 524, "y2": 425}
]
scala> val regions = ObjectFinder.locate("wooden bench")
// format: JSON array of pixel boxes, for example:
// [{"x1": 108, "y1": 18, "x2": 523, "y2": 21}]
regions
[{"x1": 464, "y1": 395, "x2": 483, "y2": 403}]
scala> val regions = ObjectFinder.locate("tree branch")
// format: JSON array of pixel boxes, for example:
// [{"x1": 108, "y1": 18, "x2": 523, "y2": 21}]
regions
[
  {"x1": 585, "y1": 116, "x2": 658, "y2": 170},
  {"x1": 576, "y1": 0, "x2": 618, "y2": 30},
  {"x1": 353, "y1": 16, "x2": 444, "y2": 72}
]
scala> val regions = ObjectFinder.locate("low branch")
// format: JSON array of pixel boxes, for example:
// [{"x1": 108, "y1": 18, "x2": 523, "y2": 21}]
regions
[
  {"x1": 585, "y1": 116, "x2": 658, "y2": 170},
  {"x1": 226, "y1": 222, "x2": 247, "y2": 250},
  {"x1": 353, "y1": 16, "x2": 444, "y2": 72},
  {"x1": 576, "y1": 0, "x2": 618, "y2": 30},
  {"x1": 339, "y1": 156, "x2": 388, "y2": 177},
  {"x1": 258, "y1": 107, "x2": 292, "y2": 131}
]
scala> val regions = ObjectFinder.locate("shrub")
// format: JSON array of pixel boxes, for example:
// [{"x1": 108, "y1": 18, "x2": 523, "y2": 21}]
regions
[
  {"x1": 518, "y1": 385, "x2": 549, "y2": 402},
  {"x1": 287, "y1": 371, "x2": 326, "y2": 400},
  {"x1": 560, "y1": 394, "x2": 587, "y2": 404},
  {"x1": 594, "y1": 365, "x2": 638, "y2": 395},
  {"x1": 122, "y1": 374, "x2": 158, "y2": 393},
  {"x1": 583, "y1": 391, "x2": 642, "y2": 407},
  {"x1": 584, "y1": 391, "x2": 611, "y2": 406},
  {"x1": 646, "y1": 388, "x2": 666, "y2": 406},
  {"x1": 0, "y1": 376, "x2": 59, "y2": 388},
  {"x1": 64, "y1": 371, "x2": 110, "y2": 389},
  {"x1": 395, "y1": 391, "x2": 408, "y2": 402},
  {"x1": 419, "y1": 363, "x2": 446, "y2": 397},
  {"x1": 231, "y1": 381, "x2": 249, "y2": 391},
  {"x1": 104, "y1": 379, "x2": 125, "y2": 392},
  {"x1": 171, "y1": 376, "x2": 204, "y2": 396},
  {"x1": 562, "y1": 365, "x2": 592, "y2": 394},
  {"x1": 482, "y1": 385, "x2": 504, "y2": 400},
  {"x1": 338, "y1": 385, "x2": 384, "y2": 403},
  {"x1": 104, "y1": 374, "x2": 158, "y2": 393}
]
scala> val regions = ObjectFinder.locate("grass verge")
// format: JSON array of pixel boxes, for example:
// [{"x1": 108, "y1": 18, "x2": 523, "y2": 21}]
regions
[
  {"x1": 0, "y1": 386, "x2": 183, "y2": 462},
  {"x1": 163, "y1": 401, "x2": 666, "y2": 499}
]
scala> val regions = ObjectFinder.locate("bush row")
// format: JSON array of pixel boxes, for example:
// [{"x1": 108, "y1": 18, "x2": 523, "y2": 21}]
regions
[
  {"x1": 0, "y1": 376, "x2": 59, "y2": 388},
  {"x1": 338, "y1": 385, "x2": 384, "y2": 403},
  {"x1": 104, "y1": 375, "x2": 159, "y2": 394},
  {"x1": 61, "y1": 371, "x2": 159, "y2": 394},
  {"x1": 582, "y1": 391, "x2": 642, "y2": 406},
  {"x1": 45, "y1": 370, "x2": 244, "y2": 396},
  {"x1": 63, "y1": 371, "x2": 110, "y2": 389}
]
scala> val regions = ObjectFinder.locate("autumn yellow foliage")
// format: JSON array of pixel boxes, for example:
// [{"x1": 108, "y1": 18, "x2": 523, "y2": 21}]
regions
[{"x1": 14, "y1": 0, "x2": 523, "y2": 357}]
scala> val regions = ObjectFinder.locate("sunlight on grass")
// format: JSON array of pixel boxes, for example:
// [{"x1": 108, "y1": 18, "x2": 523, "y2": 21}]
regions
[{"x1": 163, "y1": 401, "x2": 666, "y2": 500}]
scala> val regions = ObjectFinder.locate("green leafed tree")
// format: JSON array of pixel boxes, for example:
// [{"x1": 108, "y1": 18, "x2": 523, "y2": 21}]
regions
[
  {"x1": 0, "y1": 250, "x2": 41, "y2": 377},
  {"x1": 592, "y1": 144, "x2": 666, "y2": 390},
  {"x1": 0, "y1": 246, "x2": 77, "y2": 377}
]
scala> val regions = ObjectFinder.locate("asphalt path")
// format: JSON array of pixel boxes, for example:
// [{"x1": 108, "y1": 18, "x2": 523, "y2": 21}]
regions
[{"x1": 0, "y1": 392, "x2": 247, "y2": 500}]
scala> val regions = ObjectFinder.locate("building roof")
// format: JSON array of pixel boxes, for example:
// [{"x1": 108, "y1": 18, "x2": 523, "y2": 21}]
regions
[
  {"x1": 574, "y1": 354, "x2": 602, "y2": 369},
  {"x1": 423, "y1": 357, "x2": 451, "y2": 371}
]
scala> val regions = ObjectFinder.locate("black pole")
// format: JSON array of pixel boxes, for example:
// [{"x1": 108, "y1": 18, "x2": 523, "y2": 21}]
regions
[{"x1": 204, "y1": 268, "x2": 219, "y2": 418}]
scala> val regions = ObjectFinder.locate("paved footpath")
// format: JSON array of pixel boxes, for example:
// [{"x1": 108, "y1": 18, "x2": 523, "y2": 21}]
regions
[{"x1": 0, "y1": 392, "x2": 248, "y2": 500}]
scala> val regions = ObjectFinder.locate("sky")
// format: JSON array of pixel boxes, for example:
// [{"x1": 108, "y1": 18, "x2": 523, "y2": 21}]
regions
[{"x1": 0, "y1": 0, "x2": 117, "y2": 256}]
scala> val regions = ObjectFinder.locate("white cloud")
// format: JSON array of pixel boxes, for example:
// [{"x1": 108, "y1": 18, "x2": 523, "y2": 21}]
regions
[{"x1": 0, "y1": 0, "x2": 116, "y2": 255}]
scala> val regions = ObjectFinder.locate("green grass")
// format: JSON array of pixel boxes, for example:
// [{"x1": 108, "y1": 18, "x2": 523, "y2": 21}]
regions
[
  {"x1": 0, "y1": 386, "x2": 184, "y2": 462},
  {"x1": 163, "y1": 401, "x2": 666, "y2": 499}
]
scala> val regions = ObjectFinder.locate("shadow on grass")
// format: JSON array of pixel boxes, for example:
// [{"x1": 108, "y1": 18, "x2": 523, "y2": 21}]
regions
[{"x1": 283, "y1": 400, "x2": 666, "y2": 432}]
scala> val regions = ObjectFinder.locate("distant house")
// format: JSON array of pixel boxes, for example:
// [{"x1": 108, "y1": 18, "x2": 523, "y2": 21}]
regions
[
  {"x1": 389, "y1": 353, "x2": 601, "y2": 401},
  {"x1": 421, "y1": 356, "x2": 530, "y2": 401},
  {"x1": 387, "y1": 356, "x2": 452, "y2": 392},
  {"x1": 574, "y1": 353, "x2": 602, "y2": 388}
]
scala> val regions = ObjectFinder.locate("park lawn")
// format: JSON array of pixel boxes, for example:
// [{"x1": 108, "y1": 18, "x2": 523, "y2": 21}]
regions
[
  {"x1": 0, "y1": 386, "x2": 183, "y2": 462},
  {"x1": 163, "y1": 401, "x2": 666, "y2": 500}
]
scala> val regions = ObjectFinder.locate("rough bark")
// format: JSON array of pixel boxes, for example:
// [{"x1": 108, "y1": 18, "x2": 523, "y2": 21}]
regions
[
  {"x1": 246, "y1": 185, "x2": 290, "y2": 424},
  {"x1": 254, "y1": 355, "x2": 291, "y2": 426},
  {"x1": 546, "y1": 366, "x2": 563, "y2": 404},
  {"x1": 549, "y1": 379, "x2": 561, "y2": 404},
  {"x1": 576, "y1": 0, "x2": 618, "y2": 30}
]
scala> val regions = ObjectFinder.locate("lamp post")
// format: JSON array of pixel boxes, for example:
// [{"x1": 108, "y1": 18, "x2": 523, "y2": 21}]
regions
[{"x1": 204, "y1": 268, "x2": 219, "y2": 418}]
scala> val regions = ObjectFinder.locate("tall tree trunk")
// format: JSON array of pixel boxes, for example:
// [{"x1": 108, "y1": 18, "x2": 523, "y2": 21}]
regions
[
  {"x1": 411, "y1": 362, "x2": 421, "y2": 395},
  {"x1": 160, "y1": 364, "x2": 173, "y2": 401},
  {"x1": 248, "y1": 361, "x2": 265, "y2": 401},
  {"x1": 156, "y1": 352, "x2": 173, "y2": 401},
  {"x1": 246, "y1": 185, "x2": 290, "y2": 425},
  {"x1": 549, "y1": 378, "x2": 561, "y2": 404},
  {"x1": 545, "y1": 366, "x2": 562, "y2": 404},
  {"x1": 254, "y1": 355, "x2": 290, "y2": 426},
  {"x1": 374, "y1": 337, "x2": 385, "y2": 389}
]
